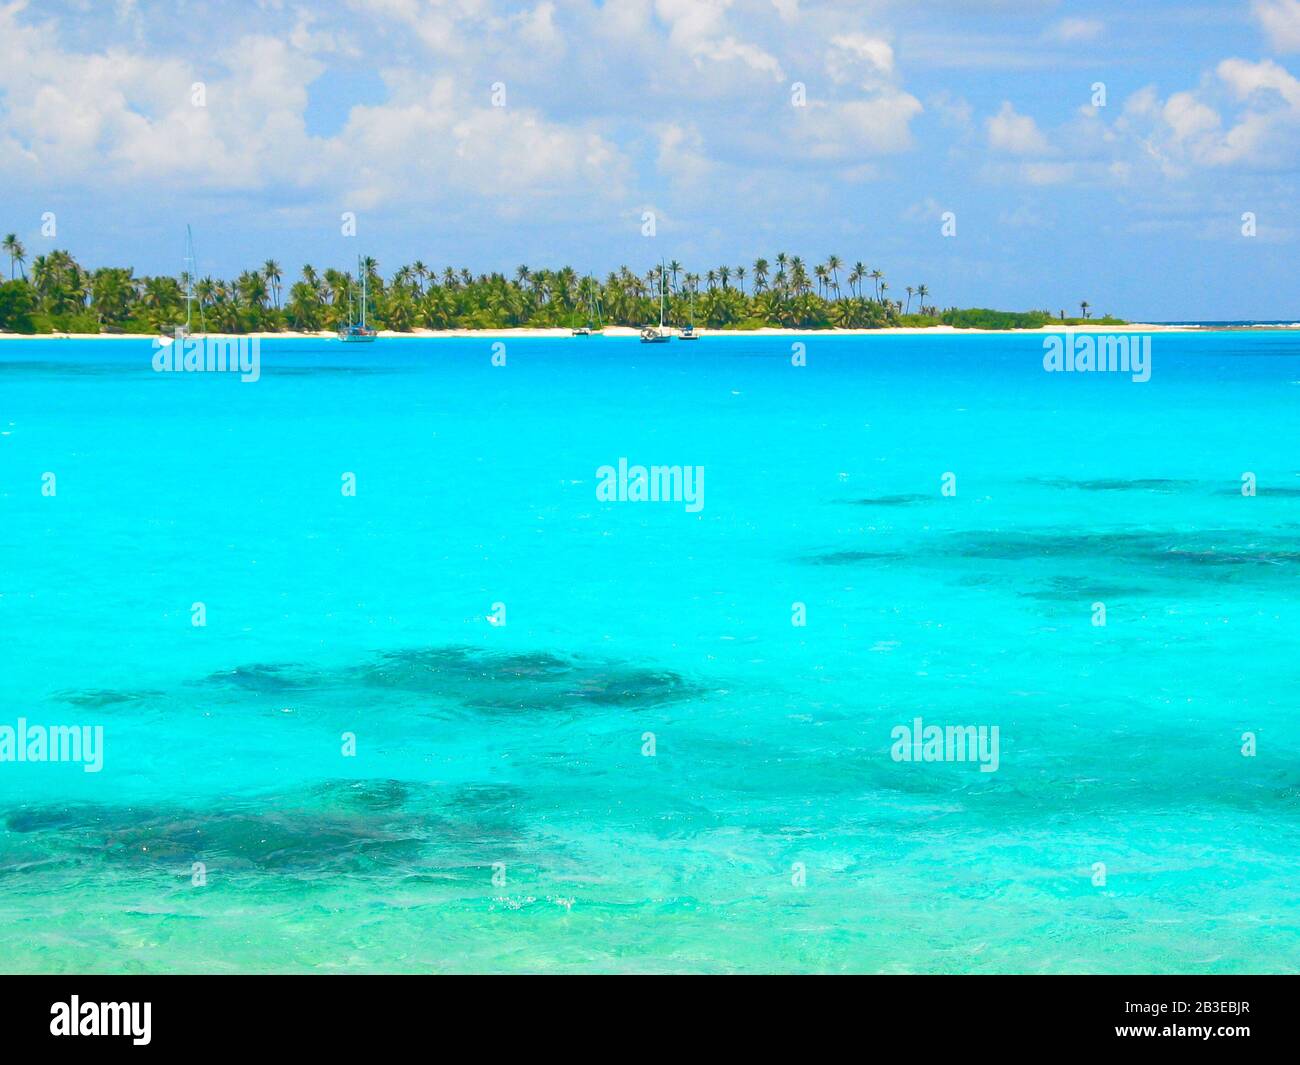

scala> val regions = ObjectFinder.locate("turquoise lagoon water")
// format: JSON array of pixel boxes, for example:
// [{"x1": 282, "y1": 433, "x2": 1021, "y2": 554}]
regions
[{"x1": 0, "y1": 330, "x2": 1297, "y2": 973}]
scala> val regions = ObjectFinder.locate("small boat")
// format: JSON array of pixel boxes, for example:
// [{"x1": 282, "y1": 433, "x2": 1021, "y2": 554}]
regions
[
  {"x1": 162, "y1": 224, "x2": 198, "y2": 343},
  {"x1": 182, "y1": 225, "x2": 196, "y2": 337},
  {"x1": 573, "y1": 276, "x2": 603, "y2": 335},
  {"x1": 640, "y1": 261, "x2": 672, "y2": 343},
  {"x1": 679, "y1": 289, "x2": 700, "y2": 339},
  {"x1": 340, "y1": 323, "x2": 377, "y2": 342},
  {"x1": 339, "y1": 257, "x2": 378, "y2": 342}
]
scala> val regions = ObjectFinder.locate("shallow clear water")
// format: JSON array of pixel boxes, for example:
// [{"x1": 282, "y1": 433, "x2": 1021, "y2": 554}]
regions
[{"x1": 1, "y1": 331, "x2": 1298, "y2": 973}]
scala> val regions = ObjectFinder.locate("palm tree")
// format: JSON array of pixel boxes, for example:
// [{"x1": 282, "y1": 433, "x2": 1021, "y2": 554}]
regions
[
  {"x1": 140, "y1": 275, "x2": 183, "y2": 331},
  {"x1": 1080, "y1": 300, "x2": 1090, "y2": 319},
  {"x1": 849, "y1": 262, "x2": 865, "y2": 299},
  {"x1": 263, "y1": 259, "x2": 283, "y2": 309},
  {"x1": 3, "y1": 234, "x2": 25, "y2": 280},
  {"x1": 236, "y1": 269, "x2": 270, "y2": 328},
  {"x1": 90, "y1": 267, "x2": 135, "y2": 325},
  {"x1": 195, "y1": 276, "x2": 217, "y2": 330},
  {"x1": 30, "y1": 250, "x2": 86, "y2": 314},
  {"x1": 905, "y1": 286, "x2": 914, "y2": 314},
  {"x1": 790, "y1": 257, "x2": 809, "y2": 295},
  {"x1": 813, "y1": 263, "x2": 828, "y2": 297},
  {"x1": 753, "y1": 258, "x2": 769, "y2": 292},
  {"x1": 916, "y1": 284, "x2": 930, "y2": 314},
  {"x1": 286, "y1": 280, "x2": 324, "y2": 330},
  {"x1": 869, "y1": 269, "x2": 883, "y2": 301},
  {"x1": 825, "y1": 254, "x2": 842, "y2": 299}
]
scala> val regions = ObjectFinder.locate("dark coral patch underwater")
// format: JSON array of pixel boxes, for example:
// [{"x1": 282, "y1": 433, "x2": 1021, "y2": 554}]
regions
[
  {"x1": 53, "y1": 689, "x2": 165, "y2": 708},
  {"x1": 1, "y1": 779, "x2": 529, "y2": 879},
  {"x1": 806, "y1": 528, "x2": 1300, "y2": 575},
  {"x1": 201, "y1": 645, "x2": 705, "y2": 714}
]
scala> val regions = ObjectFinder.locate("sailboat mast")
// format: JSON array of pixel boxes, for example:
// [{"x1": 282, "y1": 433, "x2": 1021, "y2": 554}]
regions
[
  {"x1": 184, "y1": 224, "x2": 195, "y2": 332},
  {"x1": 359, "y1": 256, "x2": 366, "y2": 329}
]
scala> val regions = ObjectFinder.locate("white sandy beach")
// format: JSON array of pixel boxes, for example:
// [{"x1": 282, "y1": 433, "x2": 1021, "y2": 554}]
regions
[{"x1": 3, "y1": 322, "x2": 1296, "y2": 341}]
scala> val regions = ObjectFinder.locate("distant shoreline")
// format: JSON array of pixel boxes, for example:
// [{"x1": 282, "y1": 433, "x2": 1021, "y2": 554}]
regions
[{"x1": 3, "y1": 323, "x2": 1297, "y2": 341}]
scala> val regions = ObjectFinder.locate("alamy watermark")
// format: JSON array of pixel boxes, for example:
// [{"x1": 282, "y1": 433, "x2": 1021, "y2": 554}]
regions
[
  {"x1": 596, "y1": 458, "x2": 705, "y2": 513},
  {"x1": 0, "y1": 718, "x2": 104, "y2": 772},
  {"x1": 50, "y1": 996, "x2": 150, "y2": 1045},
  {"x1": 890, "y1": 716, "x2": 1000, "y2": 773},
  {"x1": 152, "y1": 331, "x2": 261, "y2": 383},
  {"x1": 1043, "y1": 331, "x2": 1151, "y2": 383}
]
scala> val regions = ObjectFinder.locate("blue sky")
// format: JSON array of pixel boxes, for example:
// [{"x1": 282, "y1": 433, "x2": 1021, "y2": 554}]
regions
[{"x1": 2, "y1": 0, "x2": 1298, "y2": 319}]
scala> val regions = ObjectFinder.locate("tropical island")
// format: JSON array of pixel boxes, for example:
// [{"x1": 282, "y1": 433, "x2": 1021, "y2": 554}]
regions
[{"x1": 0, "y1": 236, "x2": 1123, "y2": 335}]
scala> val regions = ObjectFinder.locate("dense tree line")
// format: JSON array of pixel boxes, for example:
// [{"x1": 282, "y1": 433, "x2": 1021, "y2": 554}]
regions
[{"x1": 0, "y1": 236, "x2": 1117, "y2": 334}]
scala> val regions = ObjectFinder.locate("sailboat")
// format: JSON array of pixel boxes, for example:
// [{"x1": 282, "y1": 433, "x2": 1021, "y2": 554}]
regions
[
  {"x1": 162, "y1": 224, "x2": 199, "y2": 345},
  {"x1": 182, "y1": 225, "x2": 197, "y2": 336},
  {"x1": 573, "y1": 275, "x2": 603, "y2": 336},
  {"x1": 680, "y1": 286, "x2": 699, "y2": 339},
  {"x1": 339, "y1": 257, "x2": 378, "y2": 342},
  {"x1": 639, "y1": 261, "x2": 672, "y2": 343}
]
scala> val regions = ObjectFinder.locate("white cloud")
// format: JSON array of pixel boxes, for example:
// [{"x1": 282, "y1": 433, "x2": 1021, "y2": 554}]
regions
[
  {"x1": 328, "y1": 73, "x2": 629, "y2": 210},
  {"x1": 0, "y1": 8, "x2": 327, "y2": 191},
  {"x1": 0, "y1": 1, "x2": 626, "y2": 217},
  {"x1": 1217, "y1": 55, "x2": 1300, "y2": 107},
  {"x1": 1253, "y1": 0, "x2": 1300, "y2": 52},
  {"x1": 826, "y1": 33, "x2": 895, "y2": 87},
  {"x1": 1102, "y1": 58, "x2": 1300, "y2": 173},
  {"x1": 693, "y1": 35, "x2": 785, "y2": 80},
  {"x1": 1162, "y1": 91, "x2": 1221, "y2": 141},
  {"x1": 929, "y1": 90, "x2": 973, "y2": 131},
  {"x1": 986, "y1": 101, "x2": 1052, "y2": 155},
  {"x1": 9, "y1": 0, "x2": 1294, "y2": 256},
  {"x1": 1046, "y1": 17, "x2": 1104, "y2": 43},
  {"x1": 799, "y1": 92, "x2": 923, "y2": 159},
  {"x1": 656, "y1": 122, "x2": 715, "y2": 190},
  {"x1": 1021, "y1": 161, "x2": 1074, "y2": 185}
]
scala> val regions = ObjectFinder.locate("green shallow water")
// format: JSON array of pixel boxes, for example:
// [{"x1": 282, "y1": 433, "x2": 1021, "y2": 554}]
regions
[{"x1": 0, "y1": 332, "x2": 1298, "y2": 972}]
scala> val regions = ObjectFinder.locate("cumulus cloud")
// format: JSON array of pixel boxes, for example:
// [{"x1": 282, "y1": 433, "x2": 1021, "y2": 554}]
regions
[
  {"x1": 1218, "y1": 55, "x2": 1300, "y2": 107},
  {"x1": 330, "y1": 79, "x2": 628, "y2": 212},
  {"x1": 0, "y1": 0, "x2": 625, "y2": 215},
  {"x1": 1102, "y1": 57, "x2": 1300, "y2": 173},
  {"x1": 826, "y1": 33, "x2": 895, "y2": 87},
  {"x1": 6, "y1": 0, "x2": 1296, "y2": 264},
  {"x1": 0, "y1": 6, "x2": 327, "y2": 191},
  {"x1": 1253, "y1": 0, "x2": 1300, "y2": 52},
  {"x1": 986, "y1": 101, "x2": 1052, "y2": 155},
  {"x1": 816, "y1": 92, "x2": 924, "y2": 155},
  {"x1": 1161, "y1": 91, "x2": 1221, "y2": 142}
]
